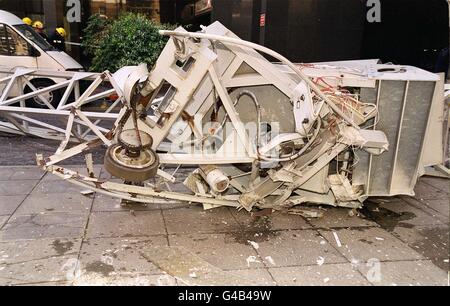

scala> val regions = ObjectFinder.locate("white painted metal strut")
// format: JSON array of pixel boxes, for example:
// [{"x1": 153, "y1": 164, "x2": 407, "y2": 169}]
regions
[
  {"x1": 159, "y1": 30, "x2": 360, "y2": 129},
  {"x1": 0, "y1": 67, "x2": 120, "y2": 141}
]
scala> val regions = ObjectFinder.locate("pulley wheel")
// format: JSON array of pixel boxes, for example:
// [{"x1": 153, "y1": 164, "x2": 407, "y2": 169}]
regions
[
  {"x1": 118, "y1": 129, "x2": 153, "y2": 151},
  {"x1": 104, "y1": 144, "x2": 159, "y2": 182}
]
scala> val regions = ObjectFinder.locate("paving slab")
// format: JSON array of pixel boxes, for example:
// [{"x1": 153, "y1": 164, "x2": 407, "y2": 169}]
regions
[
  {"x1": 86, "y1": 210, "x2": 166, "y2": 238},
  {"x1": 72, "y1": 272, "x2": 176, "y2": 286},
  {"x1": 9, "y1": 167, "x2": 46, "y2": 180},
  {"x1": 162, "y1": 206, "x2": 242, "y2": 234},
  {"x1": 15, "y1": 193, "x2": 92, "y2": 215},
  {"x1": 255, "y1": 229, "x2": 347, "y2": 267},
  {"x1": 0, "y1": 254, "x2": 79, "y2": 285},
  {"x1": 0, "y1": 180, "x2": 38, "y2": 196},
  {"x1": 391, "y1": 225, "x2": 449, "y2": 271},
  {"x1": 361, "y1": 200, "x2": 446, "y2": 232},
  {"x1": 230, "y1": 210, "x2": 312, "y2": 231},
  {"x1": 308, "y1": 207, "x2": 378, "y2": 228},
  {"x1": 140, "y1": 246, "x2": 257, "y2": 285},
  {"x1": 0, "y1": 213, "x2": 86, "y2": 241},
  {"x1": 417, "y1": 198, "x2": 449, "y2": 219},
  {"x1": 269, "y1": 263, "x2": 370, "y2": 286},
  {"x1": 0, "y1": 158, "x2": 448, "y2": 285},
  {"x1": 0, "y1": 195, "x2": 26, "y2": 215},
  {"x1": 0, "y1": 166, "x2": 46, "y2": 181},
  {"x1": 319, "y1": 227, "x2": 425, "y2": 262},
  {"x1": 0, "y1": 238, "x2": 81, "y2": 263},
  {"x1": 33, "y1": 179, "x2": 85, "y2": 194},
  {"x1": 378, "y1": 198, "x2": 446, "y2": 227},
  {"x1": 419, "y1": 177, "x2": 449, "y2": 193},
  {"x1": 413, "y1": 180, "x2": 448, "y2": 200},
  {"x1": 227, "y1": 268, "x2": 275, "y2": 286},
  {"x1": 357, "y1": 260, "x2": 448, "y2": 286},
  {"x1": 169, "y1": 233, "x2": 263, "y2": 270},
  {"x1": 0, "y1": 168, "x2": 15, "y2": 180},
  {"x1": 0, "y1": 216, "x2": 8, "y2": 228},
  {"x1": 402, "y1": 196, "x2": 449, "y2": 221},
  {"x1": 78, "y1": 236, "x2": 168, "y2": 281},
  {"x1": 0, "y1": 238, "x2": 81, "y2": 285}
]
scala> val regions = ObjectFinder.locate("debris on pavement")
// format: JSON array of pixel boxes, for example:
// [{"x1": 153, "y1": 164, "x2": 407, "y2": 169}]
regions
[
  {"x1": 140, "y1": 246, "x2": 257, "y2": 285},
  {"x1": 316, "y1": 256, "x2": 325, "y2": 266},
  {"x1": 247, "y1": 240, "x2": 260, "y2": 250},
  {"x1": 80, "y1": 189, "x2": 94, "y2": 196},
  {"x1": 286, "y1": 207, "x2": 324, "y2": 218},
  {"x1": 332, "y1": 231, "x2": 342, "y2": 247},
  {"x1": 246, "y1": 255, "x2": 261, "y2": 267},
  {"x1": 264, "y1": 256, "x2": 276, "y2": 266}
]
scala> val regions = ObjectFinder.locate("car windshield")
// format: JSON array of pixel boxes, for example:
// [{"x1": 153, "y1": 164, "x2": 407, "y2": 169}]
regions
[{"x1": 13, "y1": 24, "x2": 55, "y2": 52}]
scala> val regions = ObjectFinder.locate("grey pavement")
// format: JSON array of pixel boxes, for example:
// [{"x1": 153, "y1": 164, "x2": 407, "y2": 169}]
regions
[{"x1": 0, "y1": 165, "x2": 448, "y2": 286}]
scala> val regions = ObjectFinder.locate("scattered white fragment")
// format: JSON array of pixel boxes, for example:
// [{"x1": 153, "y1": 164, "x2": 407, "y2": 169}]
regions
[
  {"x1": 247, "y1": 240, "x2": 259, "y2": 249},
  {"x1": 350, "y1": 258, "x2": 360, "y2": 268},
  {"x1": 189, "y1": 272, "x2": 197, "y2": 278},
  {"x1": 320, "y1": 240, "x2": 326, "y2": 245},
  {"x1": 101, "y1": 255, "x2": 114, "y2": 265},
  {"x1": 332, "y1": 231, "x2": 342, "y2": 247},
  {"x1": 246, "y1": 255, "x2": 260, "y2": 267},
  {"x1": 316, "y1": 256, "x2": 325, "y2": 266},
  {"x1": 375, "y1": 237, "x2": 384, "y2": 241},
  {"x1": 80, "y1": 189, "x2": 94, "y2": 196},
  {"x1": 0, "y1": 267, "x2": 4, "y2": 271},
  {"x1": 221, "y1": 220, "x2": 228, "y2": 225},
  {"x1": 323, "y1": 277, "x2": 330, "y2": 283},
  {"x1": 265, "y1": 256, "x2": 276, "y2": 266},
  {"x1": 443, "y1": 259, "x2": 449, "y2": 263}
]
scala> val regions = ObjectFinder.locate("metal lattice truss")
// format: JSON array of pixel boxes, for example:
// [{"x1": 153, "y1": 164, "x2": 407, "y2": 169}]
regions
[
  {"x1": 0, "y1": 68, "x2": 121, "y2": 141},
  {"x1": 5, "y1": 22, "x2": 442, "y2": 213}
]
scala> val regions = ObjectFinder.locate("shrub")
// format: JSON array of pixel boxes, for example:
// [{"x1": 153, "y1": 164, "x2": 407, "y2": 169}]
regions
[{"x1": 82, "y1": 13, "x2": 175, "y2": 72}]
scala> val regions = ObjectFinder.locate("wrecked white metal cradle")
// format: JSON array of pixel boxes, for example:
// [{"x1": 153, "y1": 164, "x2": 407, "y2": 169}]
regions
[{"x1": 1, "y1": 22, "x2": 447, "y2": 212}]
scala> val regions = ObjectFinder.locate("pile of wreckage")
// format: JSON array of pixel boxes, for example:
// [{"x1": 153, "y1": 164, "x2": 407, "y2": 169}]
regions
[{"x1": 0, "y1": 22, "x2": 448, "y2": 215}]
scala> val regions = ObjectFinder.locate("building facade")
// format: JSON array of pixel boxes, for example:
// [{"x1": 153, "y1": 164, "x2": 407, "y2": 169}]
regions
[
  {"x1": 0, "y1": 0, "x2": 447, "y2": 74},
  {"x1": 90, "y1": 0, "x2": 161, "y2": 22}
]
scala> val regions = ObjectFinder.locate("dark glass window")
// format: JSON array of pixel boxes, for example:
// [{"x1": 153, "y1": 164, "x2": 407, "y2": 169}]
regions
[
  {"x1": 14, "y1": 24, "x2": 54, "y2": 52},
  {"x1": 0, "y1": 24, "x2": 9, "y2": 55},
  {"x1": 0, "y1": 24, "x2": 31, "y2": 56}
]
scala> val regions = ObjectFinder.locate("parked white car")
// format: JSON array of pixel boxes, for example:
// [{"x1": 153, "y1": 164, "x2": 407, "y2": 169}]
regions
[{"x1": 0, "y1": 10, "x2": 83, "y2": 107}]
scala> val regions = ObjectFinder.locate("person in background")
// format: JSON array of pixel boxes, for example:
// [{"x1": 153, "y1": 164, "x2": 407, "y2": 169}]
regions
[
  {"x1": 31, "y1": 21, "x2": 48, "y2": 41},
  {"x1": 48, "y1": 27, "x2": 66, "y2": 51},
  {"x1": 22, "y1": 17, "x2": 32, "y2": 26}
]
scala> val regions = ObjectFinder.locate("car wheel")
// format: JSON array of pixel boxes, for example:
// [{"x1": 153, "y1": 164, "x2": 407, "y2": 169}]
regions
[{"x1": 24, "y1": 79, "x2": 62, "y2": 108}]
